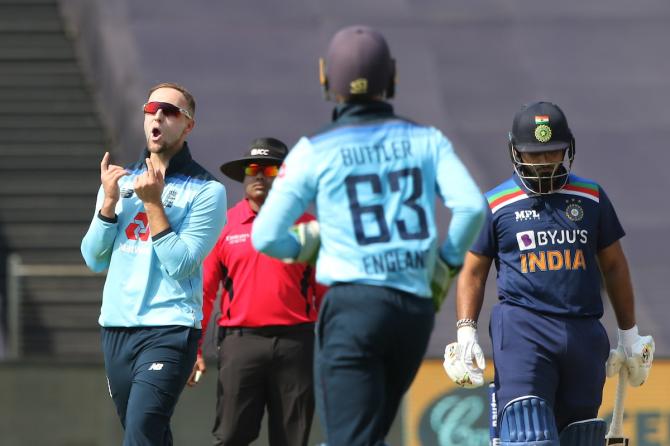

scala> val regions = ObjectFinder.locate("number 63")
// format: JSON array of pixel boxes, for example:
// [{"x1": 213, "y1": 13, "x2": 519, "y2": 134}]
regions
[{"x1": 345, "y1": 167, "x2": 429, "y2": 246}]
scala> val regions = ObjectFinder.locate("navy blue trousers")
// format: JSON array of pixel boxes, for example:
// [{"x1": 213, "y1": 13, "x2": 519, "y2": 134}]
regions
[
  {"x1": 490, "y1": 303, "x2": 609, "y2": 430},
  {"x1": 314, "y1": 284, "x2": 434, "y2": 446},
  {"x1": 101, "y1": 326, "x2": 200, "y2": 446}
]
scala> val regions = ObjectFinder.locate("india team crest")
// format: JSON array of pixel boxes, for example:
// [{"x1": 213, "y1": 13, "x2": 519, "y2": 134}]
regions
[
  {"x1": 534, "y1": 124, "x2": 552, "y2": 143},
  {"x1": 565, "y1": 201, "x2": 584, "y2": 222}
]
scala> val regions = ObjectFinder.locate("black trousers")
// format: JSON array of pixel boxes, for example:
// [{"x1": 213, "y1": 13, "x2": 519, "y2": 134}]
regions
[
  {"x1": 314, "y1": 284, "x2": 435, "y2": 446},
  {"x1": 212, "y1": 324, "x2": 315, "y2": 446}
]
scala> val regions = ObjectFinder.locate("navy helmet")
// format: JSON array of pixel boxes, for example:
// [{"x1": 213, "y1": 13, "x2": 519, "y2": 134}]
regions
[
  {"x1": 509, "y1": 101, "x2": 575, "y2": 194},
  {"x1": 319, "y1": 25, "x2": 396, "y2": 102}
]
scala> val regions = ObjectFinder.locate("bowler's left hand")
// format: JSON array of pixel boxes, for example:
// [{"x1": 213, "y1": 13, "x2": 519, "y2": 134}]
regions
[{"x1": 134, "y1": 158, "x2": 165, "y2": 204}]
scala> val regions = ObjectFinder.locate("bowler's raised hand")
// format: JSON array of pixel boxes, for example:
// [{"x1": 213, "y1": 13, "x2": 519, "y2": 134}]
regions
[
  {"x1": 100, "y1": 151, "x2": 128, "y2": 218},
  {"x1": 134, "y1": 157, "x2": 165, "y2": 204}
]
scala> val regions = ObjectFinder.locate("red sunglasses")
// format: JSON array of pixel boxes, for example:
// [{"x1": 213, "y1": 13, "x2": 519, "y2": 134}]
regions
[
  {"x1": 244, "y1": 163, "x2": 279, "y2": 177},
  {"x1": 143, "y1": 101, "x2": 193, "y2": 120}
]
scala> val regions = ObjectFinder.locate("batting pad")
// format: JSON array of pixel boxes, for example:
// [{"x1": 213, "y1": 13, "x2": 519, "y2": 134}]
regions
[
  {"x1": 559, "y1": 418, "x2": 606, "y2": 446},
  {"x1": 499, "y1": 395, "x2": 559, "y2": 446}
]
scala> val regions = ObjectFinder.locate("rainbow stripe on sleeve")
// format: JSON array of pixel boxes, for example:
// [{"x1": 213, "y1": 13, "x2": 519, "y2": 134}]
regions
[
  {"x1": 486, "y1": 186, "x2": 528, "y2": 214},
  {"x1": 485, "y1": 176, "x2": 600, "y2": 213},
  {"x1": 561, "y1": 180, "x2": 600, "y2": 202}
]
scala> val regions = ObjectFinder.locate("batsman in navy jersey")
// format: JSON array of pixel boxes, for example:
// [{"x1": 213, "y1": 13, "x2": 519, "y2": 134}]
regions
[{"x1": 443, "y1": 101, "x2": 655, "y2": 446}]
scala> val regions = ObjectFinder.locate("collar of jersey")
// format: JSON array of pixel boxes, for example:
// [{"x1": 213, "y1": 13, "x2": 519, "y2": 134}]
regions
[
  {"x1": 139, "y1": 142, "x2": 193, "y2": 176},
  {"x1": 240, "y1": 198, "x2": 258, "y2": 223},
  {"x1": 331, "y1": 101, "x2": 394, "y2": 124}
]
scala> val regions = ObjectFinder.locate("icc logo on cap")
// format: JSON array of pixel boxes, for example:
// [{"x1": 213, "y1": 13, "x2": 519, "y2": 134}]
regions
[{"x1": 250, "y1": 148, "x2": 269, "y2": 156}]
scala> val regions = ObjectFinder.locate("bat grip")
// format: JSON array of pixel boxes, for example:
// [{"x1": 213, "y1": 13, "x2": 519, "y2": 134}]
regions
[{"x1": 607, "y1": 366, "x2": 628, "y2": 438}]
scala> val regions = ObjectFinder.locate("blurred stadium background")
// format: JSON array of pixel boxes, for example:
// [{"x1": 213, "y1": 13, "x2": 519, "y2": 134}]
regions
[{"x1": 0, "y1": 0, "x2": 668, "y2": 445}]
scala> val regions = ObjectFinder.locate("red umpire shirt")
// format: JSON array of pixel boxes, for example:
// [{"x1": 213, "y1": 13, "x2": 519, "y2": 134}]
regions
[{"x1": 200, "y1": 198, "x2": 325, "y2": 350}]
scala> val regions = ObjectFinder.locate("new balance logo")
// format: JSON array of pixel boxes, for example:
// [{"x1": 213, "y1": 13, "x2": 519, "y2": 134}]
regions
[{"x1": 148, "y1": 363, "x2": 164, "y2": 371}]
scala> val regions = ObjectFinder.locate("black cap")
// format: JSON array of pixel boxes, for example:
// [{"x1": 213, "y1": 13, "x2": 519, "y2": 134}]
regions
[
  {"x1": 325, "y1": 25, "x2": 395, "y2": 100},
  {"x1": 219, "y1": 137, "x2": 288, "y2": 182},
  {"x1": 510, "y1": 101, "x2": 573, "y2": 152}
]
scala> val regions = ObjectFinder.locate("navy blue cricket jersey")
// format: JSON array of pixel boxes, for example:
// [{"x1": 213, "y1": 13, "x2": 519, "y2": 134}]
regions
[{"x1": 471, "y1": 173, "x2": 625, "y2": 317}]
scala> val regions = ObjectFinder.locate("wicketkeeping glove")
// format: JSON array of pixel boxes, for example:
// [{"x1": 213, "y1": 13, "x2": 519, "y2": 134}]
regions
[
  {"x1": 443, "y1": 326, "x2": 486, "y2": 388},
  {"x1": 431, "y1": 256, "x2": 459, "y2": 312},
  {"x1": 605, "y1": 325, "x2": 655, "y2": 387},
  {"x1": 284, "y1": 221, "x2": 320, "y2": 265}
]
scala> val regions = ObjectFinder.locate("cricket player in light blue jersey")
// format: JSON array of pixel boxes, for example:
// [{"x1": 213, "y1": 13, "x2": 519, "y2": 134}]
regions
[
  {"x1": 81, "y1": 82, "x2": 226, "y2": 445},
  {"x1": 252, "y1": 26, "x2": 486, "y2": 446}
]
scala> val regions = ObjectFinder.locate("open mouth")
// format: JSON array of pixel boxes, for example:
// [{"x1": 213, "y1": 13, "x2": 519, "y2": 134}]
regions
[{"x1": 151, "y1": 127, "x2": 162, "y2": 140}]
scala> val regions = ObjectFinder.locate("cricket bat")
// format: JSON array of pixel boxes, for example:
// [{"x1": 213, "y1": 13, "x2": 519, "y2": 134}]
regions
[
  {"x1": 605, "y1": 367, "x2": 629, "y2": 446},
  {"x1": 489, "y1": 382, "x2": 500, "y2": 446}
]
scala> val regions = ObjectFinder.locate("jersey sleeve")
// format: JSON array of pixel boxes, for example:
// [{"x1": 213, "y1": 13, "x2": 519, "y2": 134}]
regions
[
  {"x1": 252, "y1": 137, "x2": 318, "y2": 259},
  {"x1": 469, "y1": 207, "x2": 497, "y2": 257},
  {"x1": 597, "y1": 186, "x2": 625, "y2": 251},
  {"x1": 433, "y1": 130, "x2": 487, "y2": 266},
  {"x1": 80, "y1": 185, "x2": 119, "y2": 272},
  {"x1": 152, "y1": 181, "x2": 227, "y2": 281},
  {"x1": 199, "y1": 236, "x2": 224, "y2": 353}
]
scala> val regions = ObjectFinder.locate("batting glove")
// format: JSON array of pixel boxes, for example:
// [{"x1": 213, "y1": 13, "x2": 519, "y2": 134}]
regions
[
  {"x1": 431, "y1": 256, "x2": 459, "y2": 312},
  {"x1": 443, "y1": 326, "x2": 486, "y2": 388},
  {"x1": 606, "y1": 325, "x2": 655, "y2": 387},
  {"x1": 284, "y1": 221, "x2": 320, "y2": 265}
]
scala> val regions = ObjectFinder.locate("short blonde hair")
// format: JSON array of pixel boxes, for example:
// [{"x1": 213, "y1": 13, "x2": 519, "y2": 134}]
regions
[{"x1": 147, "y1": 82, "x2": 196, "y2": 117}]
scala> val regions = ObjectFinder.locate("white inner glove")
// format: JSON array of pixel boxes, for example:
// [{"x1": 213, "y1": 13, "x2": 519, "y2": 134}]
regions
[
  {"x1": 605, "y1": 325, "x2": 655, "y2": 387},
  {"x1": 443, "y1": 326, "x2": 486, "y2": 388},
  {"x1": 284, "y1": 221, "x2": 320, "y2": 264}
]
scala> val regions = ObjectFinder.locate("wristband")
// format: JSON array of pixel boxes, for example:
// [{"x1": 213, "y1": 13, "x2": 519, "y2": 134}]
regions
[{"x1": 456, "y1": 318, "x2": 477, "y2": 330}]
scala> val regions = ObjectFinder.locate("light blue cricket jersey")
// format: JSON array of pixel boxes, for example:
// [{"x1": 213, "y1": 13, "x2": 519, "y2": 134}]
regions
[
  {"x1": 81, "y1": 144, "x2": 227, "y2": 327},
  {"x1": 252, "y1": 102, "x2": 485, "y2": 298}
]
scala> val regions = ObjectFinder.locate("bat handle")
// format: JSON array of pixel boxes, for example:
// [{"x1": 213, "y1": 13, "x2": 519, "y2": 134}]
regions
[{"x1": 607, "y1": 366, "x2": 628, "y2": 439}]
